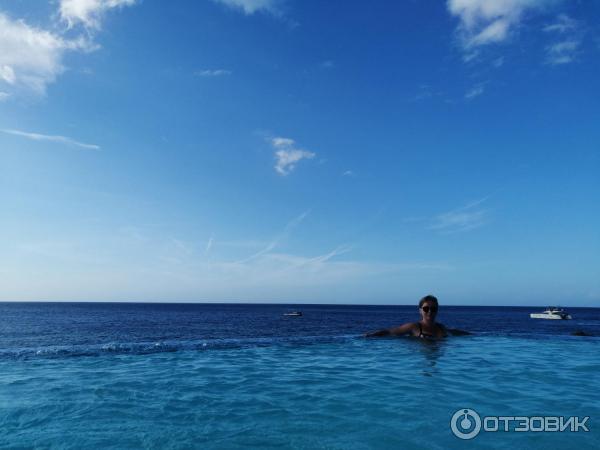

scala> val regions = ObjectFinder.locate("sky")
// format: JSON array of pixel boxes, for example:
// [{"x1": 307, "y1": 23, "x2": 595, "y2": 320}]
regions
[{"x1": 0, "y1": 0, "x2": 599, "y2": 305}]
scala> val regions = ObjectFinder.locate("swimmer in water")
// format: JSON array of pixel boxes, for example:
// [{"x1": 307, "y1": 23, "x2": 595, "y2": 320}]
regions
[{"x1": 365, "y1": 295, "x2": 469, "y2": 338}]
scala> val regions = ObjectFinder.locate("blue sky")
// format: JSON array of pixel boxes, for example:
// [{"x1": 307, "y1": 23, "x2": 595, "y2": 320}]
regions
[{"x1": 1, "y1": 0, "x2": 598, "y2": 305}]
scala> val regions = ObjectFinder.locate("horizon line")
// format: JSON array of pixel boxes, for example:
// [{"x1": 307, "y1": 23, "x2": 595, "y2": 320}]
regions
[{"x1": 0, "y1": 300, "x2": 596, "y2": 308}]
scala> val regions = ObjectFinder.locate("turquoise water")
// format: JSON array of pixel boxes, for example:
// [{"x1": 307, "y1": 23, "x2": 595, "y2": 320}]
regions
[{"x1": 1, "y1": 335, "x2": 598, "y2": 449}]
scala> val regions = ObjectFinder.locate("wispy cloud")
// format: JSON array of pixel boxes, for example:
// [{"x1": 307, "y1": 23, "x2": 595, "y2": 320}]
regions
[
  {"x1": 545, "y1": 39, "x2": 580, "y2": 65},
  {"x1": 414, "y1": 84, "x2": 434, "y2": 101},
  {"x1": 462, "y1": 50, "x2": 480, "y2": 62},
  {"x1": 1, "y1": 129, "x2": 100, "y2": 150},
  {"x1": 296, "y1": 244, "x2": 353, "y2": 267},
  {"x1": 195, "y1": 69, "x2": 232, "y2": 77},
  {"x1": 205, "y1": 235, "x2": 214, "y2": 255},
  {"x1": 270, "y1": 137, "x2": 315, "y2": 175},
  {"x1": 543, "y1": 15, "x2": 581, "y2": 65},
  {"x1": 429, "y1": 197, "x2": 490, "y2": 233},
  {"x1": 161, "y1": 237, "x2": 195, "y2": 265},
  {"x1": 465, "y1": 83, "x2": 485, "y2": 100},
  {"x1": 59, "y1": 0, "x2": 137, "y2": 29},
  {"x1": 447, "y1": 0, "x2": 553, "y2": 55},
  {"x1": 448, "y1": 3, "x2": 586, "y2": 67},
  {"x1": 342, "y1": 170, "x2": 354, "y2": 177},
  {"x1": 170, "y1": 238, "x2": 193, "y2": 255},
  {"x1": 0, "y1": 91, "x2": 10, "y2": 101},
  {"x1": 236, "y1": 211, "x2": 309, "y2": 264},
  {"x1": 492, "y1": 56, "x2": 505, "y2": 67},
  {"x1": 543, "y1": 14, "x2": 577, "y2": 34},
  {"x1": 414, "y1": 83, "x2": 445, "y2": 101},
  {"x1": 220, "y1": 246, "x2": 451, "y2": 290},
  {"x1": 211, "y1": 0, "x2": 281, "y2": 15},
  {"x1": 213, "y1": 239, "x2": 267, "y2": 249},
  {"x1": 6, "y1": 223, "x2": 454, "y2": 301}
]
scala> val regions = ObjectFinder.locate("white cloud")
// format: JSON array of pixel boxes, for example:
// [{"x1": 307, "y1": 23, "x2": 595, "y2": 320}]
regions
[
  {"x1": 0, "y1": 64, "x2": 16, "y2": 84},
  {"x1": 342, "y1": 170, "x2": 354, "y2": 177},
  {"x1": 545, "y1": 39, "x2": 579, "y2": 65},
  {"x1": 195, "y1": 69, "x2": 232, "y2": 77},
  {"x1": 59, "y1": 0, "x2": 137, "y2": 29},
  {"x1": 429, "y1": 198, "x2": 490, "y2": 233},
  {"x1": 465, "y1": 84, "x2": 485, "y2": 99},
  {"x1": 270, "y1": 137, "x2": 315, "y2": 175},
  {"x1": 543, "y1": 14, "x2": 577, "y2": 34},
  {"x1": 0, "y1": 13, "x2": 90, "y2": 95},
  {"x1": 212, "y1": 0, "x2": 280, "y2": 15},
  {"x1": 447, "y1": 0, "x2": 552, "y2": 49},
  {"x1": 543, "y1": 15, "x2": 581, "y2": 65},
  {"x1": 0, "y1": 2, "x2": 136, "y2": 97},
  {"x1": 1, "y1": 128, "x2": 100, "y2": 150},
  {"x1": 0, "y1": 91, "x2": 10, "y2": 101}
]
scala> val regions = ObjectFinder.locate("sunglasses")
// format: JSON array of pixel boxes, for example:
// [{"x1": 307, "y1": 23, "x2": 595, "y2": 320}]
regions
[{"x1": 421, "y1": 306, "x2": 438, "y2": 313}]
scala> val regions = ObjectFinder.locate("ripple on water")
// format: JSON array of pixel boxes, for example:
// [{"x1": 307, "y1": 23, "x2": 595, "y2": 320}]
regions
[{"x1": 0, "y1": 336, "x2": 598, "y2": 449}]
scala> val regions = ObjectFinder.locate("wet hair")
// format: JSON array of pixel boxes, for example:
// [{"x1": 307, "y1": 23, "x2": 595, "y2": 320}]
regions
[{"x1": 418, "y1": 295, "x2": 438, "y2": 308}]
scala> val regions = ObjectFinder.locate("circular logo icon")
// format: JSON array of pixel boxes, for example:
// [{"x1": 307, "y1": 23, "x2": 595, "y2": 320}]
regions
[{"x1": 451, "y1": 408, "x2": 482, "y2": 440}]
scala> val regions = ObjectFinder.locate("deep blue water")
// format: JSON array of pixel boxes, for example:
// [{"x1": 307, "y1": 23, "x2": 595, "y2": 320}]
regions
[{"x1": 1, "y1": 303, "x2": 599, "y2": 449}]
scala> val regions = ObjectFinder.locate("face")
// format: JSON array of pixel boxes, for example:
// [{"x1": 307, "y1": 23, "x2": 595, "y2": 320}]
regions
[{"x1": 420, "y1": 301, "x2": 438, "y2": 321}]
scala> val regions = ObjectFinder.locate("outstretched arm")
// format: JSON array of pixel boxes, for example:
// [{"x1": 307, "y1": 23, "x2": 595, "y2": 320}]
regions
[
  {"x1": 365, "y1": 322, "x2": 415, "y2": 337},
  {"x1": 446, "y1": 327, "x2": 471, "y2": 336},
  {"x1": 437, "y1": 323, "x2": 470, "y2": 336}
]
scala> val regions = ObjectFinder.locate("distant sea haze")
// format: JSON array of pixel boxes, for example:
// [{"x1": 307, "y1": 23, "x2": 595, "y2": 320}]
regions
[{"x1": 1, "y1": 303, "x2": 599, "y2": 359}]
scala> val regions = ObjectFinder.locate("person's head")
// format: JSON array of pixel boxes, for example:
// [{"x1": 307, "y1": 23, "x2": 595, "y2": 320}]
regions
[{"x1": 418, "y1": 295, "x2": 439, "y2": 322}]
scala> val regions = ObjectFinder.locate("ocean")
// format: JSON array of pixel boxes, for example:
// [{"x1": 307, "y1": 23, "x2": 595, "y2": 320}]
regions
[{"x1": 0, "y1": 303, "x2": 598, "y2": 449}]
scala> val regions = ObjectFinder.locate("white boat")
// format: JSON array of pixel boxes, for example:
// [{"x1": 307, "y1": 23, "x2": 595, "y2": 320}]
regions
[
  {"x1": 530, "y1": 307, "x2": 572, "y2": 320},
  {"x1": 283, "y1": 311, "x2": 302, "y2": 317}
]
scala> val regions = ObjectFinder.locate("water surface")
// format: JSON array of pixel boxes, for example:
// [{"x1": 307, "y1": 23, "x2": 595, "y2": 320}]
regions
[{"x1": 1, "y1": 303, "x2": 598, "y2": 449}]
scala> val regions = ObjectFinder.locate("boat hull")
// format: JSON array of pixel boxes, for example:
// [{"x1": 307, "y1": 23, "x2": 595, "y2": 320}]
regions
[{"x1": 530, "y1": 313, "x2": 571, "y2": 320}]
